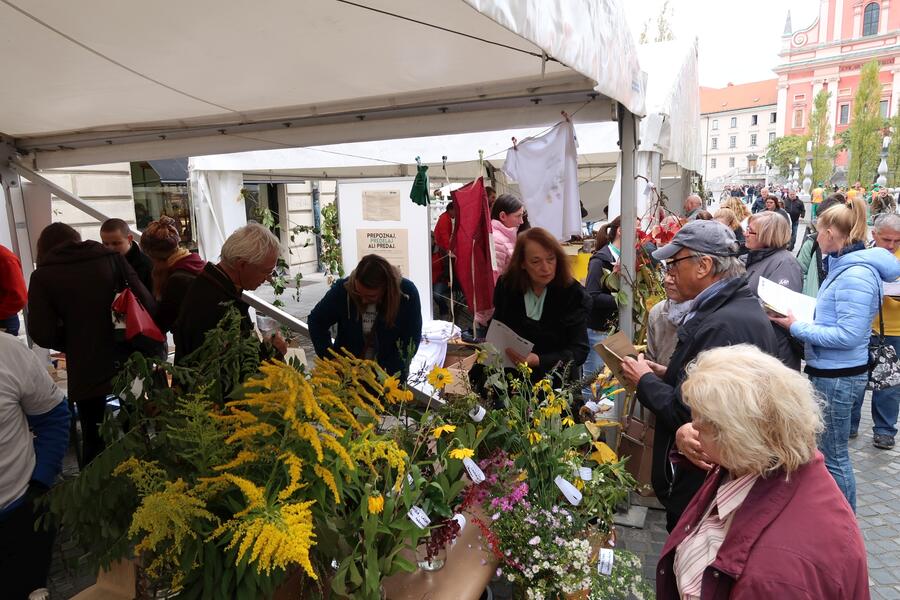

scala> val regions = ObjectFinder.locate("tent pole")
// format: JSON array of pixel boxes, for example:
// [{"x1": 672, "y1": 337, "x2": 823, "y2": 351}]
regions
[{"x1": 617, "y1": 105, "x2": 637, "y2": 341}]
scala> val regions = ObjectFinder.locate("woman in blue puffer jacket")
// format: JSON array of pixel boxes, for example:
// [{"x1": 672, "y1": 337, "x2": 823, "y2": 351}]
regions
[{"x1": 771, "y1": 196, "x2": 900, "y2": 512}]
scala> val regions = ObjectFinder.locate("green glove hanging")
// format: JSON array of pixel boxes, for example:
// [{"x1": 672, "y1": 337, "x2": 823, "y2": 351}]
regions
[{"x1": 410, "y1": 163, "x2": 431, "y2": 206}]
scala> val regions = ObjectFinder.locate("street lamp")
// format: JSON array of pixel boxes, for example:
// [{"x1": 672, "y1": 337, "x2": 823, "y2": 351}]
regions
[{"x1": 801, "y1": 140, "x2": 813, "y2": 221}]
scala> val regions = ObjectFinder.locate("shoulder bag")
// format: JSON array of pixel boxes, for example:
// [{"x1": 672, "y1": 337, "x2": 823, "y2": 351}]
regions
[{"x1": 869, "y1": 294, "x2": 900, "y2": 391}]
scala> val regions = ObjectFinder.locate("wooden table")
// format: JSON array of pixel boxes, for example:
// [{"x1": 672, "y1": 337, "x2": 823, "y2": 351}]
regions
[{"x1": 382, "y1": 510, "x2": 497, "y2": 600}]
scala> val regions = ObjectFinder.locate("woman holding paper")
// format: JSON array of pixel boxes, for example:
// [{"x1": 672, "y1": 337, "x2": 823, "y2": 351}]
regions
[
  {"x1": 491, "y1": 227, "x2": 589, "y2": 384},
  {"x1": 743, "y1": 211, "x2": 803, "y2": 369},
  {"x1": 770, "y1": 197, "x2": 900, "y2": 511}
]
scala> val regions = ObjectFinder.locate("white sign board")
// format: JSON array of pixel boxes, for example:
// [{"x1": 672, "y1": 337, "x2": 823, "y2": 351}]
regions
[{"x1": 337, "y1": 179, "x2": 433, "y2": 322}]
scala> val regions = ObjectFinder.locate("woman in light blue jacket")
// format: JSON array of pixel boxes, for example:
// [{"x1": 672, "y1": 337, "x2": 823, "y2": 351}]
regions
[{"x1": 771, "y1": 196, "x2": 900, "y2": 511}]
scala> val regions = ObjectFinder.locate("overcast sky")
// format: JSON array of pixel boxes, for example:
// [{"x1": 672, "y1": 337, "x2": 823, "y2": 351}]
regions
[{"x1": 624, "y1": 0, "x2": 821, "y2": 87}]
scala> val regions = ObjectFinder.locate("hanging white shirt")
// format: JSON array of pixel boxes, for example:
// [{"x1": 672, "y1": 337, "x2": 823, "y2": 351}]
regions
[{"x1": 503, "y1": 121, "x2": 582, "y2": 241}]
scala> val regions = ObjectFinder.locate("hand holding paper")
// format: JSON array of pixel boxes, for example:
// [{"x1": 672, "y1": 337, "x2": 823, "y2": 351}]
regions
[
  {"x1": 757, "y1": 277, "x2": 816, "y2": 323},
  {"x1": 485, "y1": 320, "x2": 535, "y2": 369}
]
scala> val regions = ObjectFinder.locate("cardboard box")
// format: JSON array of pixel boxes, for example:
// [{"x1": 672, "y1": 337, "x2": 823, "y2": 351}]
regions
[{"x1": 443, "y1": 344, "x2": 477, "y2": 396}]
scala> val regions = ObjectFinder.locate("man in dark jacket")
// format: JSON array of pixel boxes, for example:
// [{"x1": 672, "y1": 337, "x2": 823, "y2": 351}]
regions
[
  {"x1": 174, "y1": 223, "x2": 285, "y2": 363},
  {"x1": 750, "y1": 186, "x2": 768, "y2": 214},
  {"x1": 100, "y1": 218, "x2": 154, "y2": 293},
  {"x1": 27, "y1": 223, "x2": 156, "y2": 465},
  {"x1": 621, "y1": 220, "x2": 780, "y2": 531},
  {"x1": 782, "y1": 190, "x2": 806, "y2": 249}
]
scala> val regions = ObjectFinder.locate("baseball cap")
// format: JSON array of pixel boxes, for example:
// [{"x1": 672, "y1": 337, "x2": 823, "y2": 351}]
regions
[{"x1": 652, "y1": 220, "x2": 740, "y2": 261}]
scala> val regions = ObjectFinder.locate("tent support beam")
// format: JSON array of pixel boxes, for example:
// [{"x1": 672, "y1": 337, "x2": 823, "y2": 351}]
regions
[
  {"x1": 8, "y1": 160, "x2": 310, "y2": 338},
  {"x1": 617, "y1": 106, "x2": 637, "y2": 341}
]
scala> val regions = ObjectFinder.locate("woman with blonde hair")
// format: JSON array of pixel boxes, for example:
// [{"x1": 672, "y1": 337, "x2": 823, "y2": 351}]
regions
[
  {"x1": 308, "y1": 254, "x2": 422, "y2": 378},
  {"x1": 771, "y1": 195, "x2": 900, "y2": 510},
  {"x1": 712, "y1": 208, "x2": 744, "y2": 244},
  {"x1": 657, "y1": 344, "x2": 869, "y2": 600},
  {"x1": 720, "y1": 195, "x2": 750, "y2": 224}
]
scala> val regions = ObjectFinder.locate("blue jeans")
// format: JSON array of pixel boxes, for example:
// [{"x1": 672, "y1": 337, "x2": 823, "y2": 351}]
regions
[
  {"x1": 852, "y1": 335, "x2": 900, "y2": 437},
  {"x1": 812, "y1": 372, "x2": 868, "y2": 512},
  {"x1": 582, "y1": 329, "x2": 608, "y2": 403}
]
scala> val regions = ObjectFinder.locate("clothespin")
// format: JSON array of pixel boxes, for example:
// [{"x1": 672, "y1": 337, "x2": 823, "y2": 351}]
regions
[
  {"x1": 511, "y1": 137, "x2": 518, "y2": 151},
  {"x1": 442, "y1": 155, "x2": 450, "y2": 187},
  {"x1": 561, "y1": 110, "x2": 571, "y2": 123}
]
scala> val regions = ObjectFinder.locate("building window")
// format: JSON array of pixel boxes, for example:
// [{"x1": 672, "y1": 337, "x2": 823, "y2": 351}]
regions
[
  {"x1": 730, "y1": 117, "x2": 737, "y2": 128},
  {"x1": 769, "y1": 132, "x2": 776, "y2": 143},
  {"x1": 729, "y1": 157, "x2": 735, "y2": 168},
  {"x1": 711, "y1": 137, "x2": 718, "y2": 149},
  {"x1": 751, "y1": 115, "x2": 758, "y2": 126},
  {"x1": 729, "y1": 135, "x2": 736, "y2": 148},
  {"x1": 130, "y1": 161, "x2": 196, "y2": 249},
  {"x1": 839, "y1": 103, "x2": 850, "y2": 124},
  {"x1": 793, "y1": 94, "x2": 806, "y2": 102},
  {"x1": 863, "y1": 2, "x2": 880, "y2": 36},
  {"x1": 711, "y1": 158, "x2": 717, "y2": 169},
  {"x1": 770, "y1": 112, "x2": 777, "y2": 123},
  {"x1": 750, "y1": 133, "x2": 757, "y2": 146},
  {"x1": 793, "y1": 109, "x2": 804, "y2": 128},
  {"x1": 712, "y1": 119, "x2": 718, "y2": 130},
  {"x1": 880, "y1": 99, "x2": 889, "y2": 118}
]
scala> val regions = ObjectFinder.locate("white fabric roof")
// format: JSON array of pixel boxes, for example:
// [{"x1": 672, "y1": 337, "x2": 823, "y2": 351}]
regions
[
  {"x1": 636, "y1": 39, "x2": 702, "y2": 173},
  {"x1": 1, "y1": 0, "x2": 644, "y2": 169},
  {"x1": 189, "y1": 121, "x2": 621, "y2": 181}
]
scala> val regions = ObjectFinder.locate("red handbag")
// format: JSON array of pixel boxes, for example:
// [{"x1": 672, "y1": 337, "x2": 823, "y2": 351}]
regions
[{"x1": 112, "y1": 287, "x2": 165, "y2": 343}]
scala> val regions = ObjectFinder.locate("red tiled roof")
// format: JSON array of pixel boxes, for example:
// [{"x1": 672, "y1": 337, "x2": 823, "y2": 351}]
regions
[{"x1": 700, "y1": 79, "x2": 778, "y2": 114}]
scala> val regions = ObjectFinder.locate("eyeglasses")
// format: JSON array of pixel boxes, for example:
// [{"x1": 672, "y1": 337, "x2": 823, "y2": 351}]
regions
[
  {"x1": 745, "y1": 227, "x2": 757, "y2": 236},
  {"x1": 660, "y1": 254, "x2": 698, "y2": 272}
]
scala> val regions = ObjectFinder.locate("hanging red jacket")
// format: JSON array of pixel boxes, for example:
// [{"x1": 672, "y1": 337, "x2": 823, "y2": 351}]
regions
[{"x1": 451, "y1": 178, "x2": 494, "y2": 316}]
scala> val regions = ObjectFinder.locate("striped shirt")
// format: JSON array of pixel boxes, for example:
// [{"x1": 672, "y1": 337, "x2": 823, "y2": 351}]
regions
[{"x1": 673, "y1": 471, "x2": 758, "y2": 599}]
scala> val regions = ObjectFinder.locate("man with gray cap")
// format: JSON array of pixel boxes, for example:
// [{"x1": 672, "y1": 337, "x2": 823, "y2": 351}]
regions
[{"x1": 621, "y1": 220, "x2": 780, "y2": 531}]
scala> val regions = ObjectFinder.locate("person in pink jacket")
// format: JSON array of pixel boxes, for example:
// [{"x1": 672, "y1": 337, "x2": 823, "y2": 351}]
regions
[
  {"x1": 490, "y1": 194, "x2": 525, "y2": 277},
  {"x1": 472, "y1": 194, "x2": 525, "y2": 331},
  {"x1": 657, "y1": 344, "x2": 868, "y2": 600}
]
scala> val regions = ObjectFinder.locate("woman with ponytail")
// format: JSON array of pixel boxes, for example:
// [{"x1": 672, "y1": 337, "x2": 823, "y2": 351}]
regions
[
  {"x1": 582, "y1": 217, "x2": 622, "y2": 392},
  {"x1": 771, "y1": 195, "x2": 900, "y2": 511}
]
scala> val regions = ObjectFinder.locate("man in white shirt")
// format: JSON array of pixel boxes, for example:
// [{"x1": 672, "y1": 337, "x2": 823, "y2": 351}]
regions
[{"x1": 0, "y1": 334, "x2": 70, "y2": 599}]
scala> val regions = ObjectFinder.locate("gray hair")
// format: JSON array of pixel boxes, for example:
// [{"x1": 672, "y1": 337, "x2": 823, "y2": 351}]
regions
[
  {"x1": 694, "y1": 252, "x2": 745, "y2": 279},
  {"x1": 873, "y1": 213, "x2": 900, "y2": 233},
  {"x1": 220, "y1": 222, "x2": 281, "y2": 267}
]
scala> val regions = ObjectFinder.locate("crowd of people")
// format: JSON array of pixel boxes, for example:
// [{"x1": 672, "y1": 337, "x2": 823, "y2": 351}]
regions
[{"x1": 0, "y1": 174, "x2": 899, "y2": 598}]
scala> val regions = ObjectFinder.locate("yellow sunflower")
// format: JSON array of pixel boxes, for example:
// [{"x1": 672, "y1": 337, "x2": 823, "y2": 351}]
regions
[
  {"x1": 368, "y1": 494, "x2": 384, "y2": 515},
  {"x1": 448, "y1": 447, "x2": 475, "y2": 460},
  {"x1": 383, "y1": 376, "x2": 413, "y2": 404},
  {"x1": 432, "y1": 424, "x2": 457, "y2": 439},
  {"x1": 427, "y1": 366, "x2": 454, "y2": 390}
]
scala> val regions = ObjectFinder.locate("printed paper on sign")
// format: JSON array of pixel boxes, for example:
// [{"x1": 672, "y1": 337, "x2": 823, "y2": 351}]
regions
[
  {"x1": 463, "y1": 457, "x2": 486, "y2": 484},
  {"x1": 597, "y1": 548, "x2": 615, "y2": 576},
  {"x1": 407, "y1": 506, "x2": 431, "y2": 529}
]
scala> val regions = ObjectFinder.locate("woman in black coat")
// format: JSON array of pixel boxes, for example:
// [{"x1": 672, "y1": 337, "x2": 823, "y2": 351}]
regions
[
  {"x1": 27, "y1": 223, "x2": 157, "y2": 465},
  {"x1": 491, "y1": 227, "x2": 590, "y2": 384}
]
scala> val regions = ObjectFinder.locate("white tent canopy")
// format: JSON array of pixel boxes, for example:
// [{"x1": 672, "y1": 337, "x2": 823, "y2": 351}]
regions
[
  {"x1": 1, "y1": 0, "x2": 644, "y2": 170},
  {"x1": 1, "y1": 0, "x2": 646, "y2": 336}
]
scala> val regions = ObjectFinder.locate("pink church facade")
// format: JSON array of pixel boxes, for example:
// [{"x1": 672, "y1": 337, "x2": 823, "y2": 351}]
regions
[{"x1": 775, "y1": 0, "x2": 900, "y2": 174}]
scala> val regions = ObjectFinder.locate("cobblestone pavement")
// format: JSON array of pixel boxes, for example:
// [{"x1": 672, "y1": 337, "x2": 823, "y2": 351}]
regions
[{"x1": 47, "y1": 273, "x2": 900, "y2": 598}]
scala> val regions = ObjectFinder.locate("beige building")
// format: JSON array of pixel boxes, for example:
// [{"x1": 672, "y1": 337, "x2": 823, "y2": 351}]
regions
[{"x1": 700, "y1": 80, "x2": 779, "y2": 195}]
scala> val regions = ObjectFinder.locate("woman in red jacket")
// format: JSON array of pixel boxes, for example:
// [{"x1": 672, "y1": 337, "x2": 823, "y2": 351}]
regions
[{"x1": 657, "y1": 344, "x2": 868, "y2": 600}]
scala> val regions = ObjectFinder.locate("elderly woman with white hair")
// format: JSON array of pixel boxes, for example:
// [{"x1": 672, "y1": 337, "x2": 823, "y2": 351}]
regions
[
  {"x1": 174, "y1": 222, "x2": 285, "y2": 363},
  {"x1": 656, "y1": 344, "x2": 869, "y2": 600}
]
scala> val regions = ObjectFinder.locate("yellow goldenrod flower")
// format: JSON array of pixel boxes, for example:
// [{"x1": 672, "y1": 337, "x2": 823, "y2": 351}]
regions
[
  {"x1": 562, "y1": 416, "x2": 575, "y2": 427},
  {"x1": 212, "y1": 450, "x2": 258, "y2": 472},
  {"x1": 427, "y1": 366, "x2": 454, "y2": 390},
  {"x1": 449, "y1": 447, "x2": 475, "y2": 460},
  {"x1": 432, "y1": 424, "x2": 457, "y2": 438},
  {"x1": 218, "y1": 500, "x2": 318, "y2": 579},
  {"x1": 219, "y1": 474, "x2": 267, "y2": 516},
  {"x1": 368, "y1": 494, "x2": 385, "y2": 514},
  {"x1": 528, "y1": 431, "x2": 542, "y2": 445},
  {"x1": 277, "y1": 452, "x2": 305, "y2": 501},
  {"x1": 224, "y1": 423, "x2": 276, "y2": 445},
  {"x1": 313, "y1": 464, "x2": 341, "y2": 504}
]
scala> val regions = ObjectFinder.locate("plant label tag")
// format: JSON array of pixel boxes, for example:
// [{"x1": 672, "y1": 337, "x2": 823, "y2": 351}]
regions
[
  {"x1": 579, "y1": 467, "x2": 593, "y2": 482},
  {"x1": 130, "y1": 376, "x2": 143, "y2": 398},
  {"x1": 554, "y1": 475, "x2": 582, "y2": 506},
  {"x1": 450, "y1": 513, "x2": 467, "y2": 546},
  {"x1": 407, "y1": 506, "x2": 431, "y2": 529},
  {"x1": 463, "y1": 457, "x2": 485, "y2": 484},
  {"x1": 468, "y1": 404, "x2": 487, "y2": 422},
  {"x1": 597, "y1": 548, "x2": 615, "y2": 576},
  {"x1": 584, "y1": 401, "x2": 600, "y2": 413},
  {"x1": 598, "y1": 397, "x2": 615, "y2": 412}
]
